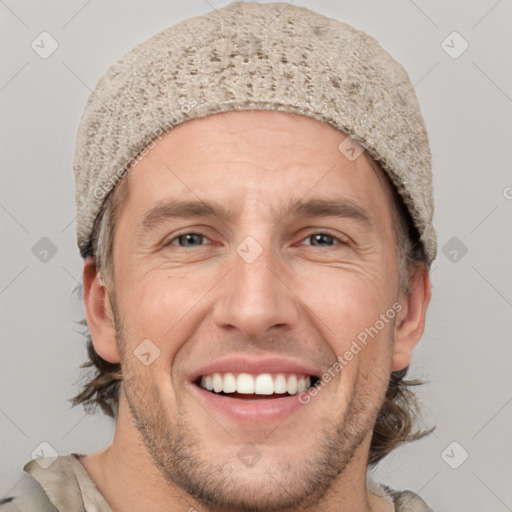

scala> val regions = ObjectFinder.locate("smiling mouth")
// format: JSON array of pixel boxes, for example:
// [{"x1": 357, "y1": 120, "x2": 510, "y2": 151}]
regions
[{"x1": 194, "y1": 372, "x2": 320, "y2": 399}]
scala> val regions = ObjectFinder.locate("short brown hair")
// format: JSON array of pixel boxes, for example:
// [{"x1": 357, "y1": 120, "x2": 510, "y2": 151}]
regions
[{"x1": 71, "y1": 159, "x2": 435, "y2": 467}]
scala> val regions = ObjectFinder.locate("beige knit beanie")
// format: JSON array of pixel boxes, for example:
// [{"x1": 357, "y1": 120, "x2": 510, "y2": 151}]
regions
[{"x1": 73, "y1": 1, "x2": 437, "y2": 263}]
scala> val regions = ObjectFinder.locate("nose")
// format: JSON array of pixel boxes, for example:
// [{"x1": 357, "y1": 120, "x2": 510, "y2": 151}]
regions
[{"x1": 212, "y1": 238, "x2": 300, "y2": 341}]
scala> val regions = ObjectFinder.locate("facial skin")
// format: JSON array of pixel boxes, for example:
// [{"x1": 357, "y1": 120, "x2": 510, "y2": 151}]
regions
[{"x1": 81, "y1": 110, "x2": 431, "y2": 512}]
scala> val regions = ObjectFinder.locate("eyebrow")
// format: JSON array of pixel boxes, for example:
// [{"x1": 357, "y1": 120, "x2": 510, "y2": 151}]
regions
[{"x1": 135, "y1": 197, "x2": 373, "y2": 241}]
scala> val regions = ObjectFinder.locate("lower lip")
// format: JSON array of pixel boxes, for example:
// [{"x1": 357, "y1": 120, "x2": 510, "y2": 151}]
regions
[{"x1": 187, "y1": 382, "x2": 306, "y2": 424}]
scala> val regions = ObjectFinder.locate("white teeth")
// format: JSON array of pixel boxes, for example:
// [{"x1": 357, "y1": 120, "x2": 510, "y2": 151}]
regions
[
  {"x1": 237, "y1": 373, "x2": 255, "y2": 394},
  {"x1": 254, "y1": 374, "x2": 274, "y2": 395},
  {"x1": 198, "y1": 372, "x2": 313, "y2": 396},
  {"x1": 212, "y1": 373, "x2": 223, "y2": 393},
  {"x1": 223, "y1": 372, "x2": 237, "y2": 393},
  {"x1": 274, "y1": 374, "x2": 287, "y2": 394},
  {"x1": 202, "y1": 375, "x2": 213, "y2": 391},
  {"x1": 297, "y1": 376, "x2": 312, "y2": 393},
  {"x1": 287, "y1": 375, "x2": 298, "y2": 395}
]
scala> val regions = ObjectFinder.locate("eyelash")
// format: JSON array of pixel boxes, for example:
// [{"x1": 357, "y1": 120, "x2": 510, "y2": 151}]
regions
[{"x1": 165, "y1": 231, "x2": 348, "y2": 248}]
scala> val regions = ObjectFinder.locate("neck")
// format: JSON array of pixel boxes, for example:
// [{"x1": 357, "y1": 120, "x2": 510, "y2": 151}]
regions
[{"x1": 79, "y1": 395, "x2": 390, "y2": 512}]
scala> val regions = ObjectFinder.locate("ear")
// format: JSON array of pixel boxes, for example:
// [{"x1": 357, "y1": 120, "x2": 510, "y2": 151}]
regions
[
  {"x1": 82, "y1": 258, "x2": 120, "y2": 364},
  {"x1": 392, "y1": 264, "x2": 432, "y2": 371}
]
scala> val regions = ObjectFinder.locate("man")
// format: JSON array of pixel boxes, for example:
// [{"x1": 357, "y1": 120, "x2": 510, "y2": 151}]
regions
[{"x1": 10, "y1": 2, "x2": 437, "y2": 511}]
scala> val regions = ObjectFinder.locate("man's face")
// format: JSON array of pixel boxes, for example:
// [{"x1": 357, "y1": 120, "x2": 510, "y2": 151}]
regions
[{"x1": 107, "y1": 110, "x2": 404, "y2": 511}]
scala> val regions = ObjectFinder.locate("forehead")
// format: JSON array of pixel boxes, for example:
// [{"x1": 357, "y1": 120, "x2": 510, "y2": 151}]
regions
[{"x1": 121, "y1": 110, "x2": 396, "y2": 227}]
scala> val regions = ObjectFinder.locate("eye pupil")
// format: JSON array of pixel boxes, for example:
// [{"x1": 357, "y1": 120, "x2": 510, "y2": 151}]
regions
[
  {"x1": 179, "y1": 233, "x2": 203, "y2": 247},
  {"x1": 311, "y1": 234, "x2": 334, "y2": 246}
]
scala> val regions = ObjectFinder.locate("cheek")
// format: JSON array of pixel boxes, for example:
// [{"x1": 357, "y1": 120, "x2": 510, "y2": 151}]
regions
[
  {"x1": 117, "y1": 269, "x2": 215, "y2": 381},
  {"x1": 120, "y1": 271, "x2": 192, "y2": 337},
  {"x1": 296, "y1": 266, "x2": 393, "y2": 342},
  {"x1": 292, "y1": 265, "x2": 397, "y2": 388},
  {"x1": 120, "y1": 335, "x2": 180, "y2": 415}
]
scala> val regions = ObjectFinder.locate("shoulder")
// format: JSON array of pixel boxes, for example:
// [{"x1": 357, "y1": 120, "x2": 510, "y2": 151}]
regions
[
  {"x1": 0, "y1": 472, "x2": 57, "y2": 512},
  {"x1": 14, "y1": 453, "x2": 111, "y2": 512},
  {"x1": 380, "y1": 482, "x2": 435, "y2": 512},
  {"x1": 22, "y1": 453, "x2": 83, "y2": 510},
  {"x1": 368, "y1": 478, "x2": 435, "y2": 512}
]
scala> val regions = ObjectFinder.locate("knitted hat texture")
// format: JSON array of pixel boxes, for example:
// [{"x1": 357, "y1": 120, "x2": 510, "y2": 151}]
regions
[{"x1": 73, "y1": 1, "x2": 437, "y2": 263}]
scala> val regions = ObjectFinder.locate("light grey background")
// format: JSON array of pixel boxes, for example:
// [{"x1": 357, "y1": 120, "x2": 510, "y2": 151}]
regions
[{"x1": 1, "y1": 1, "x2": 511, "y2": 510}]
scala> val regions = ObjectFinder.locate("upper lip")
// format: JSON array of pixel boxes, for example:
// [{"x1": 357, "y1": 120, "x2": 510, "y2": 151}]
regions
[{"x1": 189, "y1": 356, "x2": 322, "y2": 383}]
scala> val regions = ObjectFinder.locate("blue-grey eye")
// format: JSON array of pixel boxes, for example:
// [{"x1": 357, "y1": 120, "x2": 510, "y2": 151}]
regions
[
  {"x1": 170, "y1": 233, "x2": 207, "y2": 247},
  {"x1": 303, "y1": 233, "x2": 338, "y2": 247}
]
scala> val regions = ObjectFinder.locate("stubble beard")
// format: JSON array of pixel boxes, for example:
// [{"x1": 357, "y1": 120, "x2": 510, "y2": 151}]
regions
[{"x1": 111, "y1": 297, "x2": 388, "y2": 512}]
